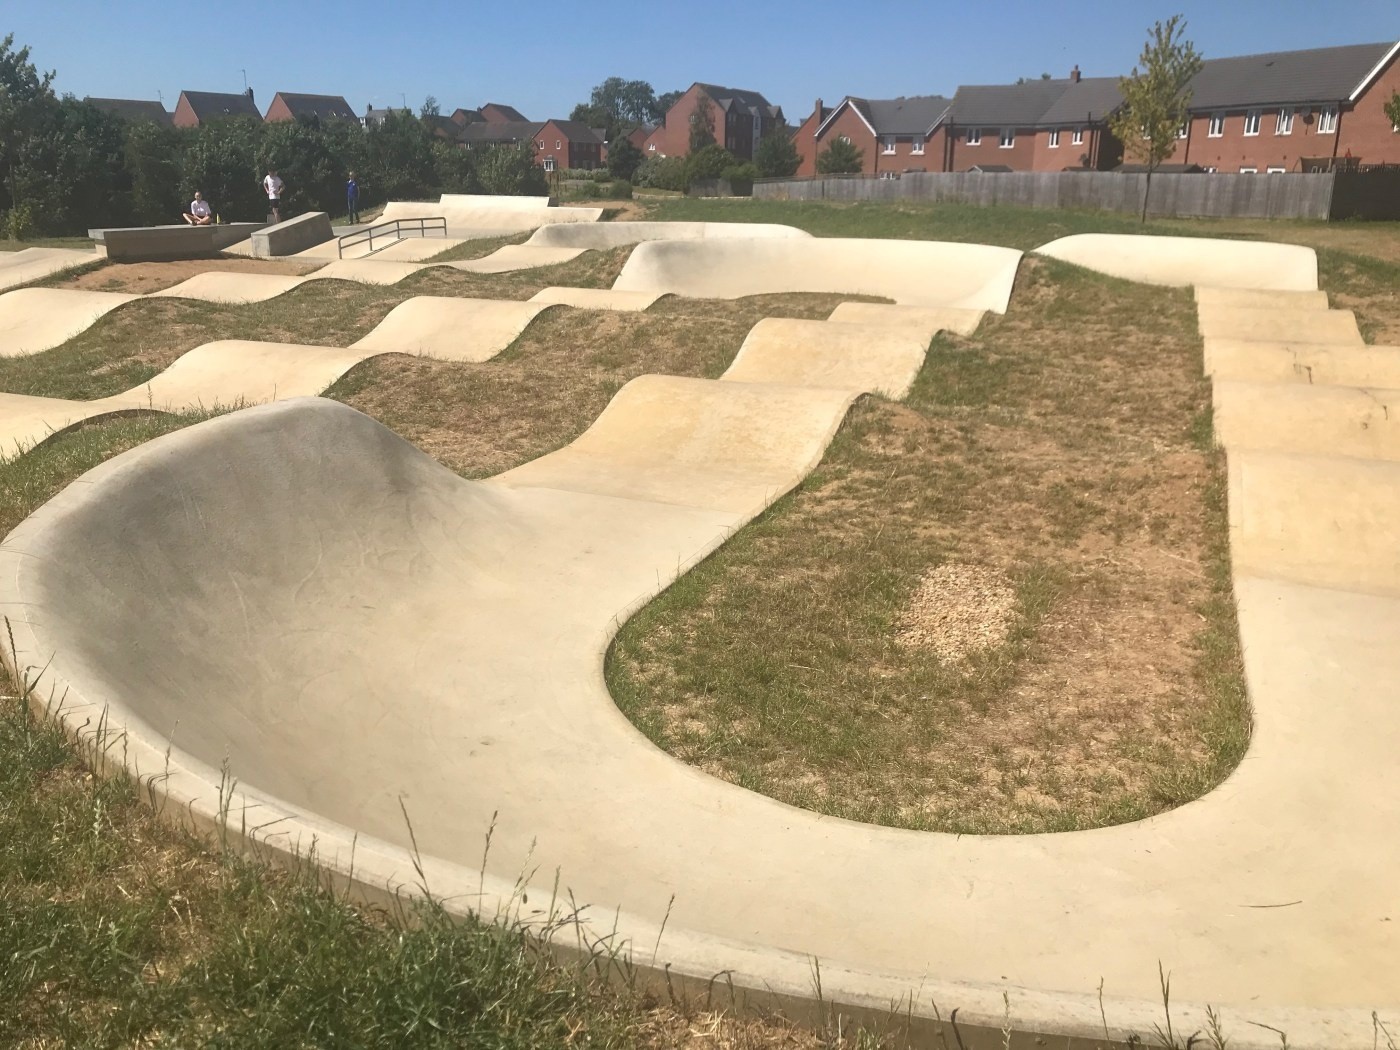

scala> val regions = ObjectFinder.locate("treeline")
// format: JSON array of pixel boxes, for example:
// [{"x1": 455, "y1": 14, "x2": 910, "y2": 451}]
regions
[{"x1": 0, "y1": 36, "x2": 545, "y2": 238}]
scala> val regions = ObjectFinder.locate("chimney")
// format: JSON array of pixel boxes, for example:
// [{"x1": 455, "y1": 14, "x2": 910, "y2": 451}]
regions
[
  {"x1": 814, "y1": 97, "x2": 823, "y2": 122},
  {"x1": 1070, "y1": 65, "x2": 1081, "y2": 83},
  {"x1": 245, "y1": 86, "x2": 255, "y2": 104}
]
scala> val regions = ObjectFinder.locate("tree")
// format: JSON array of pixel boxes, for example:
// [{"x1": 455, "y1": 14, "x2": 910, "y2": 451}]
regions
[
  {"x1": 754, "y1": 128, "x2": 800, "y2": 178},
  {"x1": 816, "y1": 136, "x2": 863, "y2": 174},
  {"x1": 689, "y1": 95, "x2": 716, "y2": 152},
  {"x1": 477, "y1": 142, "x2": 547, "y2": 196},
  {"x1": 589, "y1": 77, "x2": 657, "y2": 126},
  {"x1": 607, "y1": 135, "x2": 643, "y2": 182},
  {"x1": 420, "y1": 95, "x2": 440, "y2": 119},
  {"x1": 683, "y1": 143, "x2": 735, "y2": 188},
  {"x1": 0, "y1": 34, "x2": 58, "y2": 224},
  {"x1": 1386, "y1": 92, "x2": 1400, "y2": 134},
  {"x1": 1108, "y1": 15, "x2": 1204, "y2": 222}
]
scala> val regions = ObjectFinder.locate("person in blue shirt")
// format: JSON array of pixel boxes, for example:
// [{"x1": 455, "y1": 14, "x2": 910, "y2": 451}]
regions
[{"x1": 346, "y1": 172, "x2": 360, "y2": 224}]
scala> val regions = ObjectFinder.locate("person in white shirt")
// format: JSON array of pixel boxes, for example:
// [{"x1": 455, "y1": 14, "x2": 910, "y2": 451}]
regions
[
  {"x1": 263, "y1": 169, "x2": 284, "y2": 222},
  {"x1": 182, "y1": 191, "x2": 213, "y2": 225}
]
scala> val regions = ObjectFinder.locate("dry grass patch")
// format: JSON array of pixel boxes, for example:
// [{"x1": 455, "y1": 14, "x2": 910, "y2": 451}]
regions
[
  {"x1": 609, "y1": 257, "x2": 1247, "y2": 834},
  {"x1": 53, "y1": 255, "x2": 324, "y2": 293}
]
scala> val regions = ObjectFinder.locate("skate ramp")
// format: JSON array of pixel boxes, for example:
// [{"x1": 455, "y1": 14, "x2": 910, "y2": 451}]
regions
[
  {"x1": 151, "y1": 272, "x2": 310, "y2": 304},
  {"x1": 368, "y1": 237, "x2": 468, "y2": 262},
  {"x1": 1194, "y1": 287, "x2": 1330, "y2": 311},
  {"x1": 447, "y1": 245, "x2": 586, "y2": 274},
  {"x1": 612, "y1": 238, "x2": 1023, "y2": 311},
  {"x1": 525, "y1": 221, "x2": 810, "y2": 249},
  {"x1": 826, "y1": 301, "x2": 985, "y2": 338},
  {"x1": 0, "y1": 288, "x2": 140, "y2": 357},
  {"x1": 0, "y1": 247, "x2": 101, "y2": 292},
  {"x1": 1205, "y1": 340, "x2": 1400, "y2": 387},
  {"x1": 1214, "y1": 380, "x2": 1400, "y2": 462},
  {"x1": 1036, "y1": 233, "x2": 1319, "y2": 291},
  {"x1": 722, "y1": 318, "x2": 928, "y2": 398},
  {"x1": 1197, "y1": 303, "x2": 1363, "y2": 345},
  {"x1": 4, "y1": 394, "x2": 1399, "y2": 1050},
  {"x1": 529, "y1": 287, "x2": 664, "y2": 312},
  {"x1": 380, "y1": 195, "x2": 602, "y2": 236},
  {"x1": 349, "y1": 297, "x2": 556, "y2": 361}
]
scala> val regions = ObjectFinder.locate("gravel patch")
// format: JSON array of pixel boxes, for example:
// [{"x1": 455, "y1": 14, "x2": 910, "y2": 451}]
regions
[{"x1": 896, "y1": 562, "x2": 1017, "y2": 662}]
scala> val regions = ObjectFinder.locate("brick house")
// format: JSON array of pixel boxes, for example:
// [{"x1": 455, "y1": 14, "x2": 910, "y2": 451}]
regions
[
  {"x1": 172, "y1": 89, "x2": 261, "y2": 127},
  {"x1": 480, "y1": 103, "x2": 530, "y2": 123},
  {"x1": 264, "y1": 92, "x2": 357, "y2": 123},
  {"x1": 534, "y1": 120, "x2": 605, "y2": 171},
  {"x1": 459, "y1": 121, "x2": 544, "y2": 154},
  {"x1": 1173, "y1": 41, "x2": 1400, "y2": 173},
  {"x1": 84, "y1": 97, "x2": 172, "y2": 126},
  {"x1": 651, "y1": 83, "x2": 784, "y2": 160},
  {"x1": 1028, "y1": 74, "x2": 1125, "y2": 171},
  {"x1": 451, "y1": 108, "x2": 485, "y2": 127},
  {"x1": 642, "y1": 123, "x2": 668, "y2": 157},
  {"x1": 942, "y1": 77, "x2": 1073, "y2": 172},
  {"x1": 797, "y1": 95, "x2": 952, "y2": 177}
]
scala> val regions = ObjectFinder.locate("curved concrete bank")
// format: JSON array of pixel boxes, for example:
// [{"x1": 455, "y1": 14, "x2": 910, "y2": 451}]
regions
[
  {"x1": 0, "y1": 288, "x2": 141, "y2": 357},
  {"x1": 0, "y1": 296, "x2": 558, "y2": 457},
  {"x1": 1036, "y1": 233, "x2": 1319, "y2": 291},
  {"x1": 0, "y1": 246, "x2": 102, "y2": 292},
  {"x1": 526, "y1": 220, "x2": 811, "y2": 249},
  {"x1": 612, "y1": 238, "x2": 1023, "y2": 312}
]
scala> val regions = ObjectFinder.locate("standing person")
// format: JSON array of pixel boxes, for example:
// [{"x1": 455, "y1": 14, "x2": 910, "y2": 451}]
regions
[
  {"x1": 182, "y1": 191, "x2": 213, "y2": 225},
  {"x1": 262, "y1": 168, "x2": 284, "y2": 223},
  {"x1": 346, "y1": 171, "x2": 360, "y2": 224}
]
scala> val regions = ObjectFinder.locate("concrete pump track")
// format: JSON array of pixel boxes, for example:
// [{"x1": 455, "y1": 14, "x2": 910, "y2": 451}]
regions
[{"x1": 2, "y1": 217, "x2": 1397, "y2": 1049}]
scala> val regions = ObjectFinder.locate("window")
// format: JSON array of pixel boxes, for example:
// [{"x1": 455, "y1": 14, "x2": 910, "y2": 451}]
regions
[
  {"x1": 1208, "y1": 112, "x2": 1224, "y2": 137},
  {"x1": 555, "y1": 139, "x2": 561, "y2": 148},
  {"x1": 1244, "y1": 109, "x2": 1261, "y2": 136},
  {"x1": 1318, "y1": 105, "x2": 1338, "y2": 134},
  {"x1": 1204, "y1": 166, "x2": 1218, "y2": 173},
  {"x1": 648, "y1": 143, "x2": 656, "y2": 152},
  {"x1": 1048, "y1": 129, "x2": 1060, "y2": 148},
  {"x1": 543, "y1": 157, "x2": 556, "y2": 172},
  {"x1": 537, "y1": 139, "x2": 544, "y2": 148},
  {"x1": 999, "y1": 128, "x2": 1015, "y2": 148},
  {"x1": 1266, "y1": 166, "x2": 1286, "y2": 174},
  {"x1": 881, "y1": 136, "x2": 896, "y2": 154},
  {"x1": 911, "y1": 139, "x2": 925, "y2": 155},
  {"x1": 878, "y1": 171, "x2": 899, "y2": 180},
  {"x1": 1276, "y1": 107, "x2": 1294, "y2": 135},
  {"x1": 1177, "y1": 122, "x2": 1189, "y2": 139},
  {"x1": 1072, "y1": 127, "x2": 1084, "y2": 145},
  {"x1": 1240, "y1": 166, "x2": 1257, "y2": 174},
  {"x1": 966, "y1": 127, "x2": 981, "y2": 145}
]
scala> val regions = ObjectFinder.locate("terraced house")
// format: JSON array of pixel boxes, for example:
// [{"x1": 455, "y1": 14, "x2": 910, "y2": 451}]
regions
[
  {"x1": 647, "y1": 83, "x2": 784, "y2": 159},
  {"x1": 795, "y1": 38, "x2": 1400, "y2": 177}
]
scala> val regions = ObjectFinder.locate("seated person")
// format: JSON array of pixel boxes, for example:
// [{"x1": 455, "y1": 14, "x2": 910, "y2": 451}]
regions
[{"x1": 183, "y1": 191, "x2": 213, "y2": 226}]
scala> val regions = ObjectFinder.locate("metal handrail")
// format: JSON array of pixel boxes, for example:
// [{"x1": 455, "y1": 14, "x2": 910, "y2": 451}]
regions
[{"x1": 337, "y1": 216, "x2": 447, "y2": 259}]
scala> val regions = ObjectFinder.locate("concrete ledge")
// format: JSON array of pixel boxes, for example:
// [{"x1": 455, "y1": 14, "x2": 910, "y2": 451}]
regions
[
  {"x1": 251, "y1": 212, "x2": 333, "y2": 258},
  {"x1": 88, "y1": 224, "x2": 263, "y2": 262}
]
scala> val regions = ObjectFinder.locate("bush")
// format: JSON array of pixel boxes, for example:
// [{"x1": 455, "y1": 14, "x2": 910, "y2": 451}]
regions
[
  {"x1": 720, "y1": 162, "x2": 758, "y2": 183},
  {"x1": 606, "y1": 180, "x2": 633, "y2": 199},
  {"x1": 633, "y1": 155, "x2": 686, "y2": 191},
  {"x1": 606, "y1": 137, "x2": 643, "y2": 182},
  {"x1": 477, "y1": 142, "x2": 549, "y2": 196},
  {"x1": 683, "y1": 144, "x2": 736, "y2": 188},
  {"x1": 817, "y1": 136, "x2": 864, "y2": 175},
  {"x1": 755, "y1": 129, "x2": 801, "y2": 178}
]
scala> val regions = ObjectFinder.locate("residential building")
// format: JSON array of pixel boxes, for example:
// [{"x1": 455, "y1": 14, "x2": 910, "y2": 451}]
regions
[
  {"x1": 534, "y1": 120, "x2": 605, "y2": 171},
  {"x1": 1029, "y1": 73, "x2": 1125, "y2": 171},
  {"x1": 172, "y1": 89, "x2": 261, "y2": 127},
  {"x1": 84, "y1": 97, "x2": 172, "y2": 126},
  {"x1": 480, "y1": 103, "x2": 530, "y2": 123},
  {"x1": 459, "y1": 121, "x2": 544, "y2": 151},
  {"x1": 798, "y1": 95, "x2": 952, "y2": 177},
  {"x1": 650, "y1": 83, "x2": 784, "y2": 160},
  {"x1": 264, "y1": 92, "x2": 357, "y2": 123},
  {"x1": 943, "y1": 76, "x2": 1073, "y2": 172},
  {"x1": 363, "y1": 106, "x2": 412, "y2": 127},
  {"x1": 450, "y1": 108, "x2": 485, "y2": 127}
]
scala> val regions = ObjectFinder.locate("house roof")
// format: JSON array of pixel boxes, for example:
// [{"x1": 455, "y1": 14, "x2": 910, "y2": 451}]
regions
[
  {"x1": 541, "y1": 119, "x2": 604, "y2": 143},
  {"x1": 697, "y1": 83, "x2": 782, "y2": 120},
  {"x1": 179, "y1": 90, "x2": 261, "y2": 122},
  {"x1": 451, "y1": 108, "x2": 485, "y2": 125},
  {"x1": 862, "y1": 95, "x2": 954, "y2": 134},
  {"x1": 271, "y1": 92, "x2": 356, "y2": 120},
  {"x1": 481, "y1": 103, "x2": 529, "y2": 122},
  {"x1": 1037, "y1": 77, "x2": 1123, "y2": 125},
  {"x1": 1187, "y1": 41, "x2": 1396, "y2": 109},
  {"x1": 84, "y1": 97, "x2": 172, "y2": 125},
  {"x1": 421, "y1": 114, "x2": 463, "y2": 140},
  {"x1": 459, "y1": 120, "x2": 544, "y2": 144},
  {"x1": 949, "y1": 79, "x2": 1072, "y2": 126}
]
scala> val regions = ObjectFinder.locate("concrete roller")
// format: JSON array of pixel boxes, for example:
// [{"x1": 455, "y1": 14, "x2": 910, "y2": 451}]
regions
[
  {"x1": 1205, "y1": 339, "x2": 1400, "y2": 387},
  {"x1": 1214, "y1": 379, "x2": 1400, "y2": 461},
  {"x1": 1036, "y1": 233, "x2": 1319, "y2": 290}
]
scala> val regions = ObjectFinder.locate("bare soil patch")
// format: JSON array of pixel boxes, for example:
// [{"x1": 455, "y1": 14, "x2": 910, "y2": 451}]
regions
[{"x1": 56, "y1": 256, "x2": 324, "y2": 293}]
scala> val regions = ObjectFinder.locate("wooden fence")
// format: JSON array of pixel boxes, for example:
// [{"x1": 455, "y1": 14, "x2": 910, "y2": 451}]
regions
[{"x1": 754, "y1": 171, "x2": 1342, "y2": 220}]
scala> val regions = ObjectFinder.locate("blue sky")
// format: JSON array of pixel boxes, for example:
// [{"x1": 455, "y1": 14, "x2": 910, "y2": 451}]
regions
[{"x1": 9, "y1": 1, "x2": 1397, "y2": 122}]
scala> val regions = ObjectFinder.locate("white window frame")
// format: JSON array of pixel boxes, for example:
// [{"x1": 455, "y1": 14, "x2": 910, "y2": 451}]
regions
[
  {"x1": 1048, "y1": 129, "x2": 1060, "y2": 148},
  {"x1": 1244, "y1": 109, "x2": 1261, "y2": 136},
  {"x1": 1239, "y1": 166, "x2": 1258, "y2": 174},
  {"x1": 1208, "y1": 112, "x2": 1225, "y2": 137},
  {"x1": 878, "y1": 171, "x2": 899, "y2": 180},
  {"x1": 1177, "y1": 121, "x2": 1189, "y2": 139},
  {"x1": 647, "y1": 143, "x2": 656, "y2": 152},
  {"x1": 1318, "y1": 105, "x2": 1338, "y2": 134},
  {"x1": 999, "y1": 127, "x2": 1015, "y2": 148},
  {"x1": 911, "y1": 138, "x2": 925, "y2": 155},
  {"x1": 1276, "y1": 107, "x2": 1294, "y2": 135},
  {"x1": 1071, "y1": 127, "x2": 1084, "y2": 145},
  {"x1": 543, "y1": 157, "x2": 556, "y2": 172},
  {"x1": 881, "y1": 135, "x2": 896, "y2": 154},
  {"x1": 966, "y1": 127, "x2": 981, "y2": 146},
  {"x1": 1266, "y1": 166, "x2": 1286, "y2": 174},
  {"x1": 1204, "y1": 166, "x2": 1218, "y2": 173},
  {"x1": 555, "y1": 139, "x2": 561, "y2": 148}
]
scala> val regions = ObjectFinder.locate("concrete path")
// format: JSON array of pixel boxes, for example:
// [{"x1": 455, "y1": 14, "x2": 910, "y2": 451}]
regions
[
  {"x1": 4, "y1": 229, "x2": 1398, "y2": 1048},
  {"x1": 611, "y1": 237, "x2": 1023, "y2": 311},
  {"x1": 0, "y1": 247, "x2": 102, "y2": 292},
  {"x1": 1036, "y1": 233, "x2": 1319, "y2": 290}
]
